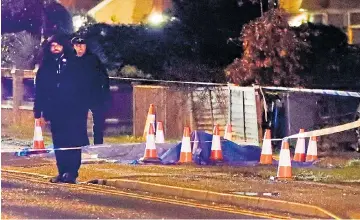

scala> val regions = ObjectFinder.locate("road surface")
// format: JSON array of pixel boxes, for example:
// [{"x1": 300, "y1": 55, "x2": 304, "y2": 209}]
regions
[{"x1": 1, "y1": 172, "x2": 263, "y2": 219}]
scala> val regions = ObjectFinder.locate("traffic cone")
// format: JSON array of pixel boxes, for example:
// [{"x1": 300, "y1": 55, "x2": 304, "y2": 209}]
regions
[
  {"x1": 33, "y1": 119, "x2": 45, "y2": 150},
  {"x1": 224, "y1": 123, "x2": 233, "y2": 141},
  {"x1": 210, "y1": 124, "x2": 223, "y2": 161},
  {"x1": 143, "y1": 104, "x2": 156, "y2": 138},
  {"x1": 155, "y1": 121, "x2": 165, "y2": 143},
  {"x1": 260, "y1": 129, "x2": 273, "y2": 164},
  {"x1": 294, "y1": 129, "x2": 306, "y2": 162},
  {"x1": 277, "y1": 139, "x2": 292, "y2": 180},
  {"x1": 178, "y1": 126, "x2": 192, "y2": 163},
  {"x1": 141, "y1": 123, "x2": 161, "y2": 163},
  {"x1": 306, "y1": 136, "x2": 318, "y2": 162}
]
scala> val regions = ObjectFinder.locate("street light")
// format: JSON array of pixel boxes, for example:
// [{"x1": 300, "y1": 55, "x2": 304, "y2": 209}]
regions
[
  {"x1": 148, "y1": 12, "x2": 166, "y2": 26},
  {"x1": 72, "y1": 15, "x2": 86, "y2": 31}
]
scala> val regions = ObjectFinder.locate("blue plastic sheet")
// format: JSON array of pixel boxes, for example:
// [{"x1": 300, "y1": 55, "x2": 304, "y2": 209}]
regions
[
  {"x1": 159, "y1": 131, "x2": 317, "y2": 167},
  {"x1": 12, "y1": 130, "x2": 316, "y2": 168},
  {"x1": 160, "y1": 130, "x2": 262, "y2": 165}
]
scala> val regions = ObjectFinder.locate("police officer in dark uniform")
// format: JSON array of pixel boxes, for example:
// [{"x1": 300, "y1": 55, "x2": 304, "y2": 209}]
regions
[
  {"x1": 71, "y1": 36, "x2": 110, "y2": 145},
  {"x1": 34, "y1": 34, "x2": 94, "y2": 183}
]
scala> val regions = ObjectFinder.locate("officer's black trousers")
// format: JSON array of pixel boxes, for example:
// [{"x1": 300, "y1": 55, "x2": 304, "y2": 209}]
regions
[
  {"x1": 91, "y1": 107, "x2": 105, "y2": 145},
  {"x1": 50, "y1": 109, "x2": 89, "y2": 178},
  {"x1": 54, "y1": 148, "x2": 81, "y2": 178}
]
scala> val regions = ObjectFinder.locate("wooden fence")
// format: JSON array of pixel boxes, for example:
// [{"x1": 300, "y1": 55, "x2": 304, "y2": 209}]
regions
[{"x1": 1, "y1": 68, "x2": 263, "y2": 144}]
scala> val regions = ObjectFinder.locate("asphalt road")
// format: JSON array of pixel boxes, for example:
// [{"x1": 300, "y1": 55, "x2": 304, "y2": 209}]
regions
[
  {"x1": 1, "y1": 174, "x2": 260, "y2": 219},
  {"x1": 1, "y1": 152, "x2": 53, "y2": 167}
]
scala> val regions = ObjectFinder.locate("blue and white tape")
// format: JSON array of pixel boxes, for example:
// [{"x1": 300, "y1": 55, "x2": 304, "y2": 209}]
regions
[
  {"x1": 286, "y1": 119, "x2": 360, "y2": 139},
  {"x1": 262, "y1": 86, "x2": 360, "y2": 98}
]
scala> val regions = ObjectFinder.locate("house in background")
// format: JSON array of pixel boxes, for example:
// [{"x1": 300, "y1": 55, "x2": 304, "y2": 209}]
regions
[
  {"x1": 59, "y1": 0, "x2": 360, "y2": 43},
  {"x1": 58, "y1": 0, "x2": 172, "y2": 25},
  {"x1": 281, "y1": 0, "x2": 360, "y2": 44},
  {"x1": 87, "y1": 0, "x2": 172, "y2": 25},
  {"x1": 59, "y1": 0, "x2": 102, "y2": 12},
  {"x1": 279, "y1": 0, "x2": 303, "y2": 14}
]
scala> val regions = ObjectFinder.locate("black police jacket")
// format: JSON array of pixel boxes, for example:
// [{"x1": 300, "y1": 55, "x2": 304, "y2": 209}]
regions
[{"x1": 34, "y1": 53, "x2": 95, "y2": 120}]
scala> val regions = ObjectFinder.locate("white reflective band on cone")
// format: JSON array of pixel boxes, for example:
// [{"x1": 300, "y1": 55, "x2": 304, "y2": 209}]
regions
[
  {"x1": 261, "y1": 139, "x2": 272, "y2": 154},
  {"x1": 294, "y1": 138, "x2": 305, "y2": 153},
  {"x1": 211, "y1": 135, "x2": 221, "y2": 150},
  {"x1": 279, "y1": 149, "x2": 291, "y2": 166},
  {"x1": 307, "y1": 140, "x2": 318, "y2": 155},
  {"x1": 181, "y1": 137, "x2": 191, "y2": 152},
  {"x1": 146, "y1": 135, "x2": 156, "y2": 149}
]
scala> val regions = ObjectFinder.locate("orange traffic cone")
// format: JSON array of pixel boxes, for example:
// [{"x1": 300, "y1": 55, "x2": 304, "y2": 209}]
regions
[
  {"x1": 277, "y1": 139, "x2": 292, "y2": 180},
  {"x1": 143, "y1": 104, "x2": 156, "y2": 138},
  {"x1": 155, "y1": 121, "x2": 165, "y2": 143},
  {"x1": 294, "y1": 129, "x2": 306, "y2": 162},
  {"x1": 179, "y1": 126, "x2": 192, "y2": 163},
  {"x1": 33, "y1": 119, "x2": 45, "y2": 150},
  {"x1": 260, "y1": 129, "x2": 273, "y2": 164},
  {"x1": 141, "y1": 123, "x2": 161, "y2": 163},
  {"x1": 306, "y1": 136, "x2": 318, "y2": 162},
  {"x1": 210, "y1": 124, "x2": 223, "y2": 161},
  {"x1": 224, "y1": 123, "x2": 233, "y2": 141}
]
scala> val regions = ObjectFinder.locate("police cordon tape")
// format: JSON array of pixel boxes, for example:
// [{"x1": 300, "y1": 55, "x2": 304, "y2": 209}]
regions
[
  {"x1": 2, "y1": 119, "x2": 359, "y2": 154},
  {"x1": 261, "y1": 86, "x2": 360, "y2": 98},
  {"x1": 286, "y1": 119, "x2": 360, "y2": 139},
  {"x1": 109, "y1": 76, "x2": 227, "y2": 86},
  {"x1": 108, "y1": 77, "x2": 360, "y2": 98},
  {"x1": 1, "y1": 139, "x2": 236, "y2": 153}
]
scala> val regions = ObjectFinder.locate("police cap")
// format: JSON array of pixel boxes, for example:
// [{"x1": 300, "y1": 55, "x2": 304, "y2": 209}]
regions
[{"x1": 71, "y1": 37, "x2": 86, "y2": 44}]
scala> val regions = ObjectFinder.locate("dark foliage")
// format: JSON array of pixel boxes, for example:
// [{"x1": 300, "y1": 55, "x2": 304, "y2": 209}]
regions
[
  {"x1": 226, "y1": 9, "x2": 360, "y2": 89},
  {"x1": 1, "y1": 0, "x2": 74, "y2": 68},
  {"x1": 1, "y1": 0, "x2": 73, "y2": 38},
  {"x1": 1, "y1": 0, "x2": 43, "y2": 38},
  {"x1": 77, "y1": 22, "x2": 227, "y2": 82},
  {"x1": 294, "y1": 23, "x2": 360, "y2": 89},
  {"x1": 171, "y1": 0, "x2": 263, "y2": 67},
  {"x1": 43, "y1": 1, "x2": 74, "y2": 37}
]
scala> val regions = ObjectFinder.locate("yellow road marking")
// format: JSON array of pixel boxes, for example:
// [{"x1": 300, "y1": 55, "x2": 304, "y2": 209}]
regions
[
  {"x1": 3, "y1": 169, "x2": 341, "y2": 219},
  {"x1": 2, "y1": 171, "x2": 290, "y2": 219}
]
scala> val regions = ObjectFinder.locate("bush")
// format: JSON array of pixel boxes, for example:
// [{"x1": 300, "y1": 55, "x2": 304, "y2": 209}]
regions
[
  {"x1": 108, "y1": 65, "x2": 151, "y2": 78},
  {"x1": 1, "y1": 31, "x2": 40, "y2": 69},
  {"x1": 226, "y1": 9, "x2": 309, "y2": 87}
]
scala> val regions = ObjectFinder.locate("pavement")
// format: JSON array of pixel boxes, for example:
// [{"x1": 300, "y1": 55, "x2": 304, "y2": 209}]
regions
[
  {"x1": 94, "y1": 178, "x2": 339, "y2": 219},
  {"x1": 1, "y1": 142, "x2": 341, "y2": 219}
]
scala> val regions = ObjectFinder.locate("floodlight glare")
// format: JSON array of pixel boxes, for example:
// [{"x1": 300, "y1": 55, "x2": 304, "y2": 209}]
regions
[
  {"x1": 148, "y1": 13, "x2": 165, "y2": 25},
  {"x1": 73, "y1": 15, "x2": 85, "y2": 31}
]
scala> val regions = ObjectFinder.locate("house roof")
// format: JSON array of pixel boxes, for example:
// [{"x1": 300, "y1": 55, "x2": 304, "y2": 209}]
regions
[
  {"x1": 59, "y1": 0, "x2": 102, "y2": 12},
  {"x1": 300, "y1": 0, "x2": 360, "y2": 11},
  {"x1": 87, "y1": 0, "x2": 171, "y2": 22},
  {"x1": 87, "y1": 0, "x2": 113, "y2": 17}
]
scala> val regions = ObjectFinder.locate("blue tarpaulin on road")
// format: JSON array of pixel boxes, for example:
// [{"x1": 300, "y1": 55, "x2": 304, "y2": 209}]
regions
[
  {"x1": 158, "y1": 130, "x2": 316, "y2": 167},
  {"x1": 13, "y1": 130, "x2": 316, "y2": 167},
  {"x1": 159, "y1": 130, "x2": 262, "y2": 165}
]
